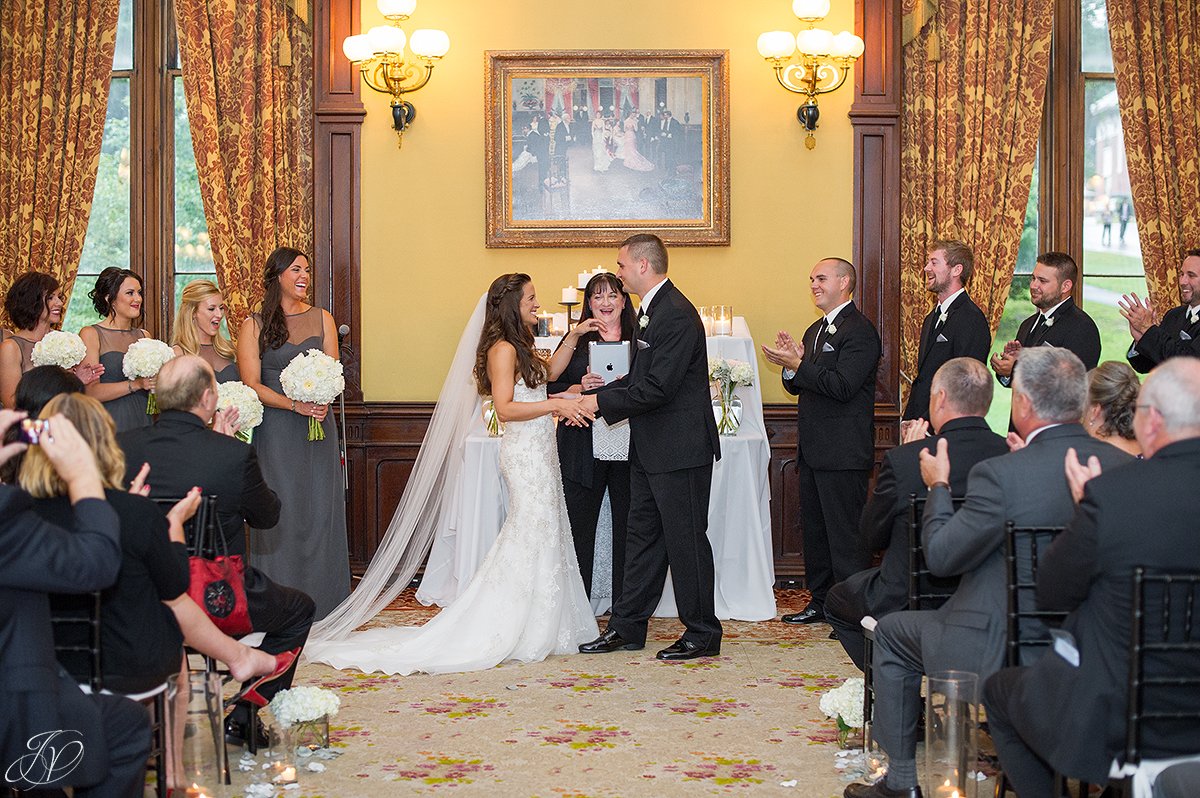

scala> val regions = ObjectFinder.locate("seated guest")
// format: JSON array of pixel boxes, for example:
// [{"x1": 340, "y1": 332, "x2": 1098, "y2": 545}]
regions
[
  {"x1": 119, "y1": 354, "x2": 312, "y2": 749},
  {"x1": 0, "y1": 365, "x2": 84, "y2": 483},
  {"x1": 847, "y1": 347, "x2": 1132, "y2": 798},
  {"x1": 20, "y1": 394, "x2": 281, "y2": 694},
  {"x1": 984, "y1": 358, "x2": 1200, "y2": 798},
  {"x1": 1083, "y1": 360, "x2": 1141, "y2": 456},
  {"x1": 826, "y1": 358, "x2": 1007, "y2": 670},
  {"x1": 171, "y1": 279, "x2": 240, "y2": 383},
  {"x1": 0, "y1": 408, "x2": 150, "y2": 796}
]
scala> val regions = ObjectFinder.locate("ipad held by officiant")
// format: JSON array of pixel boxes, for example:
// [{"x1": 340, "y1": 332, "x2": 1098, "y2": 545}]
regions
[{"x1": 589, "y1": 341, "x2": 630, "y2": 384}]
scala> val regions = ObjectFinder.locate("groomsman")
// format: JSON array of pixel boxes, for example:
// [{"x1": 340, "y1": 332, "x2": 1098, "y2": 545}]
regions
[
  {"x1": 1120, "y1": 247, "x2": 1200, "y2": 371},
  {"x1": 902, "y1": 240, "x2": 991, "y2": 429},
  {"x1": 990, "y1": 251, "x2": 1100, "y2": 389},
  {"x1": 763, "y1": 258, "x2": 881, "y2": 626}
]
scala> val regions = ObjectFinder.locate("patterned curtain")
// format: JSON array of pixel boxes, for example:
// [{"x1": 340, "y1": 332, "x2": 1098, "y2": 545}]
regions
[
  {"x1": 897, "y1": 0, "x2": 1052, "y2": 391},
  {"x1": 0, "y1": 0, "x2": 119, "y2": 302},
  {"x1": 175, "y1": 0, "x2": 313, "y2": 330},
  {"x1": 1108, "y1": 0, "x2": 1200, "y2": 311}
]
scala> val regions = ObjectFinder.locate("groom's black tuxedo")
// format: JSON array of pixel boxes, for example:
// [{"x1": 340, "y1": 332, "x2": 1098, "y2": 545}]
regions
[
  {"x1": 903, "y1": 292, "x2": 991, "y2": 422},
  {"x1": 597, "y1": 278, "x2": 722, "y2": 647}
]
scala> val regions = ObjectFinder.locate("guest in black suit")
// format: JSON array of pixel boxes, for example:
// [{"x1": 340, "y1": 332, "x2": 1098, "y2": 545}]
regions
[
  {"x1": 1120, "y1": 248, "x2": 1200, "y2": 371},
  {"x1": 826, "y1": 358, "x2": 1007, "y2": 669},
  {"x1": 902, "y1": 240, "x2": 991, "y2": 428},
  {"x1": 991, "y1": 251, "x2": 1101, "y2": 389},
  {"x1": 0, "y1": 409, "x2": 151, "y2": 797},
  {"x1": 119, "y1": 355, "x2": 313, "y2": 749},
  {"x1": 847, "y1": 347, "x2": 1131, "y2": 798},
  {"x1": 983, "y1": 358, "x2": 1200, "y2": 797},
  {"x1": 659, "y1": 111, "x2": 681, "y2": 169},
  {"x1": 547, "y1": 272, "x2": 637, "y2": 605},
  {"x1": 762, "y1": 258, "x2": 882, "y2": 626},
  {"x1": 577, "y1": 233, "x2": 723, "y2": 661},
  {"x1": 527, "y1": 116, "x2": 550, "y2": 188}
]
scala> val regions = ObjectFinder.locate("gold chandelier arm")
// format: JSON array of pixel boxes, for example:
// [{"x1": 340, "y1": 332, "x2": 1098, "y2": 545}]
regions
[
  {"x1": 773, "y1": 59, "x2": 851, "y2": 99},
  {"x1": 811, "y1": 62, "x2": 850, "y2": 96},
  {"x1": 359, "y1": 58, "x2": 436, "y2": 99},
  {"x1": 773, "y1": 62, "x2": 814, "y2": 97}
]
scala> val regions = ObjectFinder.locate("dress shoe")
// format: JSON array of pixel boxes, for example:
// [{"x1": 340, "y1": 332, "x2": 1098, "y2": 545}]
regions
[
  {"x1": 843, "y1": 780, "x2": 923, "y2": 798},
  {"x1": 781, "y1": 605, "x2": 826, "y2": 625},
  {"x1": 224, "y1": 715, "x2": 269, "y2": 749},
  {"x1": 828, "y1": 629, "x2": 840, "y2": 640},
  {"x1": 578, "y1": 628, "x2": 644, "y2": 654},
  {"x1": 656, "y1": 638, "x2": 720, "y2": 661}
]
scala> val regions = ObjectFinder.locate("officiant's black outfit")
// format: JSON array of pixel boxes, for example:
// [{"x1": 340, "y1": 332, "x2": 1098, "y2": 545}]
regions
[{"x1": 595, "y1": 280, "x2": 722, "y2": 650}]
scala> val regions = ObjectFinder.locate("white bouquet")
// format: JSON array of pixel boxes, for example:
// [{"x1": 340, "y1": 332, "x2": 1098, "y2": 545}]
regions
[
  {"x1": 121, "y1": 338, "x2": 175, "y2": 414},
  {"x1": 279, "y1": 349, "x2": 344, "y2": 441},
  {"x1": 268, "y1": 686, "x2": 341, "y2": 728},
  {"x1": 820, "y1": 677, "x2": 865, "y2": 747},
  {"x1": 708, "y1": 357, "x2": 754, "y2": 436},
  {"x1": 30, "y1": 330, "x2": 87, "y2": 369},
  {"x1": 216, "y1": 380, "x2": 264, "y2": 442}
]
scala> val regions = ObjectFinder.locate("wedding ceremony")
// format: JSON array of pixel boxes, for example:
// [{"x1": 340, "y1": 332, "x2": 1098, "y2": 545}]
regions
[{"x1": 2, "y1": 0, "x2": 1200, "y2": 797}]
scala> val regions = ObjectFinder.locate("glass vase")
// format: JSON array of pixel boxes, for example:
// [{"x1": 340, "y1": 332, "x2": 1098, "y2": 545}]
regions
[
  {"x1": 712, "y1": 384, "x2": 742, "y2": 436},
  {"x1": 290, "y1": 715, "x2": 331, "y2": 753},
  {"x1": 924, "y1": 671, "x2": 979, "y2": 798},
  {"x1": 164, "y1": 671, "x2": 226, "y2": 797}
]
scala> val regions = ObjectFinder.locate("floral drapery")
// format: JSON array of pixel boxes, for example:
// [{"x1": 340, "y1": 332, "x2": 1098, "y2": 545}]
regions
[
  {"x1": 0, "y1": 0, "x2": 119, "y2": 305},
  {"x1": 1108, "y1": 0, "x2": 1200, "y2": 312},
  {"x1": 174, "y1": 0, "x2": 313, "y2": 330},
  {"x1": 897, "y1": 0, "x2": 1052, "y2": 397}
]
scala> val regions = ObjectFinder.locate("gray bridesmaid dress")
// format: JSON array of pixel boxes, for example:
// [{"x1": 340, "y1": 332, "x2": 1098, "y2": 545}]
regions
[
  {"x1": 198, "y1": 344, "x2": 240, "y2": 384},
  {"x1": 89, "y1": 325, "x2": 152, "y2": 433},
  {"x1": 247, "y1": 307, "x2": 350, "y2": 619}
]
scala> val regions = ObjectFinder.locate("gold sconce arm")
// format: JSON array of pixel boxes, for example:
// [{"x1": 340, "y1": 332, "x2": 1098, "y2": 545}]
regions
[
  {"x1": 360, "y1": 57, "x2": 436, "y2": 98},
  {"x1": 772, "y1": 59, "x2": 852, "y2": 100}
]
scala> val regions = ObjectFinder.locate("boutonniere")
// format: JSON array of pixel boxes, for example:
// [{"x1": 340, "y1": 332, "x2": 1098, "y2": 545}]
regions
[
  {"x1": 826, "y1": 323, "x2": 838, "y2": 335},
  {"x1": 937, "y1": 311, "x2": 949, "y2": 326},
  {"x1": 639, "y1": 315, "x2": 649, "y2": 330},
  {"x1": 1044, "y1": 316, "x2": 1055, "y2": 328}
]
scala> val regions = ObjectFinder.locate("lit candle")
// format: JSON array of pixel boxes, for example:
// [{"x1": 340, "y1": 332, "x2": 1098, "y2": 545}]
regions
[
  {"x1": 577, "y1": 271, "x2": 590, "y2": 289},
  {"x1": 561, "y1": 286, "x2": 578, "y2": 304},
  {"x1": 712, "y1": 305, "x2": 733, "y2": 336},
  {"x1": 272, "y1": 765, "x2": 298, "y2": 784}
]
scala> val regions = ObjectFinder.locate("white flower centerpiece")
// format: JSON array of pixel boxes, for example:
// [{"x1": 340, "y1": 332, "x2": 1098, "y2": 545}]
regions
[
  {"x1": 269, "y1": 686, "x2": 341, "y2": 753},
  {"x1": 121, "y1": 338, "x2": 175, "y2": 414},
  {"x1": 279, "y1": 349, "x2": 344, "y2": 441},
  {"x1": 216, "y1": 380, "x2": 264, "y2": 443},
  {"x1": 819, "y1": 677, "x2": 865, "y2": 749},
  {"x1": 30, "y1": 330, "x2": 87, "y2": 369},
  {"x1": 708, "y1": 357, "x2": 754, "y2": 436}
]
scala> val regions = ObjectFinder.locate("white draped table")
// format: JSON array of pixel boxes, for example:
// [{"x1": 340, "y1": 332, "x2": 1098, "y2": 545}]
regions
[{"x1": 417, "y1": 316, "x2": 776, "y2": 621}]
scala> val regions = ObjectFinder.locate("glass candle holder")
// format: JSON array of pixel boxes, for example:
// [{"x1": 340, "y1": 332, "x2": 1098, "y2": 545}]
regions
[
  {"x1": 165, "y1": 671, "x2": 226, "y2": 798},
  {"x1": 924, "y1": 671, "x2": 979, "y2": 798},
  {"x1": 536, "y1": 313, "x2": 552, "y2": 337},
  {"x1": 711, "y1": 305, "x2": 733, "y2": 336},
  {"x1": 699, "y1": 306, "x2": 714, "y2": 337}
]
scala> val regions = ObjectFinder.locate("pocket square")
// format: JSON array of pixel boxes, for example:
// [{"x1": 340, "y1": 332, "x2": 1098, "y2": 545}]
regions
[
  {"x1": 636, "y1": 339, "x2": 650, "y2": 350},
  {"x1": 936, "y1": 333, "x2": 949, "y2": 343},
  {"x1": 1181, "y1": 331, "x2": 1193, "y2": 341},
  {"x1": 821, "y1": 342, "x2": 835, "y2": 353}
]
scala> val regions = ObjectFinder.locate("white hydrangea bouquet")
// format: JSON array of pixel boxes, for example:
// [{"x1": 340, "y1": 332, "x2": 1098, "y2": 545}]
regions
[
  {"x1": 216, "y1": 380, "x2": 264, "y2": 443},
  {"x1": 30, "y1": 330, "x2": 87, "y2": 369},
  {"x1": 269, "y1": 686, "x2": 340, "y2": 753},
  {"x1": 122, "y1": 338, "x2": 175, "y2": 414},
  {"x1": 279, "y1": 349, "x2": 344, "y2": 441},
  {"x1": 819, "y1": 676, "x2": 865, "y2": 748},
  {"x1": 708, "y1": 357, "x2": 755, "y2": 436}
]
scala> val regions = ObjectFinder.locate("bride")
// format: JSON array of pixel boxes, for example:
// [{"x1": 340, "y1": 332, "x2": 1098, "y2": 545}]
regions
[{"x1": 305, "y1": 273, "x2": 600, "y2": 675}]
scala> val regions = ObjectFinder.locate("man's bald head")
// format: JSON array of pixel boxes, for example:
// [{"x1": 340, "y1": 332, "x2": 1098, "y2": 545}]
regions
[{"x1": 156, "y1": 355, "x2": 216, "y2": 414}]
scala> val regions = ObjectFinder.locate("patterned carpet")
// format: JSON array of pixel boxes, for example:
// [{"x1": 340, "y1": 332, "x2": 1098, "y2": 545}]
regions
[{"x1": 233, "y1": 589, "x2": 877, "y2": 797}]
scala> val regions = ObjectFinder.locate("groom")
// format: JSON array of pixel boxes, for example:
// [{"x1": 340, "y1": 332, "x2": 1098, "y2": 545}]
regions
[{"x1": 574, "y1": 233, "x2": 723, "y2": 661}]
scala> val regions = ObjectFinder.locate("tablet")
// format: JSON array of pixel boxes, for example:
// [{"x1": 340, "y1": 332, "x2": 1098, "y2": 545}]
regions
[{"x1": 588, "y1": 340, "x2": 631, "y2": 384}]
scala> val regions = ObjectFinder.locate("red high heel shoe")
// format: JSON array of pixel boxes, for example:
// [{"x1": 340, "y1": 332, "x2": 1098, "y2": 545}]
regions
[{"x1": 230, "y1": 647, "x2": 300, "y2": 707}]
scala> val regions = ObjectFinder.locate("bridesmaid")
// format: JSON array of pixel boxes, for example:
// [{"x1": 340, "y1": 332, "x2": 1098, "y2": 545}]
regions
[
  {"x1": 238, "y1": 247, "x2": 349, "y2": 619},
  {"x1": 1, "y1": 271, "x2": 103, "y2": 409},
  {"x1": 171, "y1": 279, "x2": 239, "y2": 383},
  {"x1": 80, "y1": 267, "x2": 153, "y2": 432}
]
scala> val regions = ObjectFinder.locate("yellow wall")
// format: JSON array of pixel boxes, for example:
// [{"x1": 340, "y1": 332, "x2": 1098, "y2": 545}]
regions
[{"x1": 359, "y1": 0, "x2": 857, "y2": 402}]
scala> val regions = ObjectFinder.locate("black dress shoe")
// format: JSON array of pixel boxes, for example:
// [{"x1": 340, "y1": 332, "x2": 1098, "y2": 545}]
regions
[
  {"x1": 225, "y1": 715, "x2": 269, "y2": 749},
  {"x1": 781, "y1": 605, "x2": 826, "y2": 624},
  {"x1": 578, "y1": 628, "x2": 644, "y2": 653},
  {"x1": 828, "y1": 629, "x2": 840, "y2": 640},
  {"x1": 843, "y1": 780, "x2": 923, "y2": 798},
  {"x1": 656, "y1": 638, "x2": 721, "y2": 661}
]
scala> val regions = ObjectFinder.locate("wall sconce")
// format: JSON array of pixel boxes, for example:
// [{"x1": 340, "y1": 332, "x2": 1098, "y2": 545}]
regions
[
  {"x1": 757, "y1": 0, "x2": 864, "y2": 150},
  {"x1": 342, "y1": 0, "x2": 450, "y2": 148}
]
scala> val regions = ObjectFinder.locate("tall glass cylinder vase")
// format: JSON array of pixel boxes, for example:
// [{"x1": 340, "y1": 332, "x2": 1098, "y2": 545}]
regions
[
  {"x1": 165, "y1": 671, "x2": 227, "y2": 797},
  {"x1": 924, "y1": 671, "x2": 979, "y2": 798},
  {"x1": 712, "y1": 383, "x2": 742, "y2": 436}
]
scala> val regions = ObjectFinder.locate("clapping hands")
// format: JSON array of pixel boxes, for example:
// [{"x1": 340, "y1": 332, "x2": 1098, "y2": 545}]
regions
[
  {"x1": 1117, "y1": 292, "x2": 1155, "y2": 341},
  {"x1": 761, "y1": 330, "x2": 804, "y2": 371},
  {"x1": 1064, "y1": 446, "x2": 1103, "y2": 504}
]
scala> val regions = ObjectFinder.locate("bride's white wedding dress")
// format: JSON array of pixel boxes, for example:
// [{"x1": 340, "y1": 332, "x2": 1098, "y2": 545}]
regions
[{"x1": 305, "y1": 380, "x2": 598, "y2": 675}]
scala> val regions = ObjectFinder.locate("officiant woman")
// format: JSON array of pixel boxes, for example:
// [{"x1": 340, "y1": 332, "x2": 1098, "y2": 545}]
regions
[{"x1": 549, "y1": 271, "x2": 637, "y2": 609}]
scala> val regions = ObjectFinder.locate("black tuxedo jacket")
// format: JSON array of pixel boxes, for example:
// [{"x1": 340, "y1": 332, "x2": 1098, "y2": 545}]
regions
[
  {"x1": 784, "y1": 303, "x2": 881, "y2": 471},
  {"x1": 999, "y1": 298, "x2": 1101, "y2": 387},
  {"x1": 596, "y1": 280, "x2": 719, "y2": 474},
  {"x1": 1126, "y1": 304, "x2": 1200, "y2": 373},
  {"x1": 553, "y1": 121, "x2": 571, "y2": 149},
  {"x1": 119, "y1": 410, "x2": 280, "y2": 557},
  {"x1": 904, "y1": 292, "x2": 992, "y2": 421},
  {"x1": 1007, "y1": 438, "x2": 1200, "y2": 783},
  {"x1": 0, "y1": 487, "x2": 122, "y2": 789},
  {"x1": 852, "y1": 417, "x2": 1007, "y2": 614}
]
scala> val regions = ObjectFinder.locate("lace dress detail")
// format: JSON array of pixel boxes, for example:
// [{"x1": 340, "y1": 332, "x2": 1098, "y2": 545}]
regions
[{"x1": 306, "y1": 380, "x2": 598, "y2": 675}]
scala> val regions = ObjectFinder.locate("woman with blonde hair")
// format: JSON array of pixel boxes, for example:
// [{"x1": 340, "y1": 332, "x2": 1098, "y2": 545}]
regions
[
  {"x1": 171, "y1": 279, "x2": 238, "y2": 383},
  {"x1": 21, "y1": 393, "x2": 289, "y2": 693}
]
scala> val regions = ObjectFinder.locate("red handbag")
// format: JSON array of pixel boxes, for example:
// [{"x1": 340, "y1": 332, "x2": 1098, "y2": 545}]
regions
[{"x1": 186, "y1": 498, "x2": 253, "y2": 636}]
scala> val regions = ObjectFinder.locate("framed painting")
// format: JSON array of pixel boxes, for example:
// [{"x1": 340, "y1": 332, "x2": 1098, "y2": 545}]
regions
[{"x1": 484, "y1": 49, "x2": 730, "y2": 248}]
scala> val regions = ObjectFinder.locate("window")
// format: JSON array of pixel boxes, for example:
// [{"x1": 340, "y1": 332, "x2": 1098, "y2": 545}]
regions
[
  {"x1": 66, "y1": 0, "x2": 215, "y2": 336},
  {"x1": 983, "y1": 0, "x2": 1144, "y2": 432}
]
